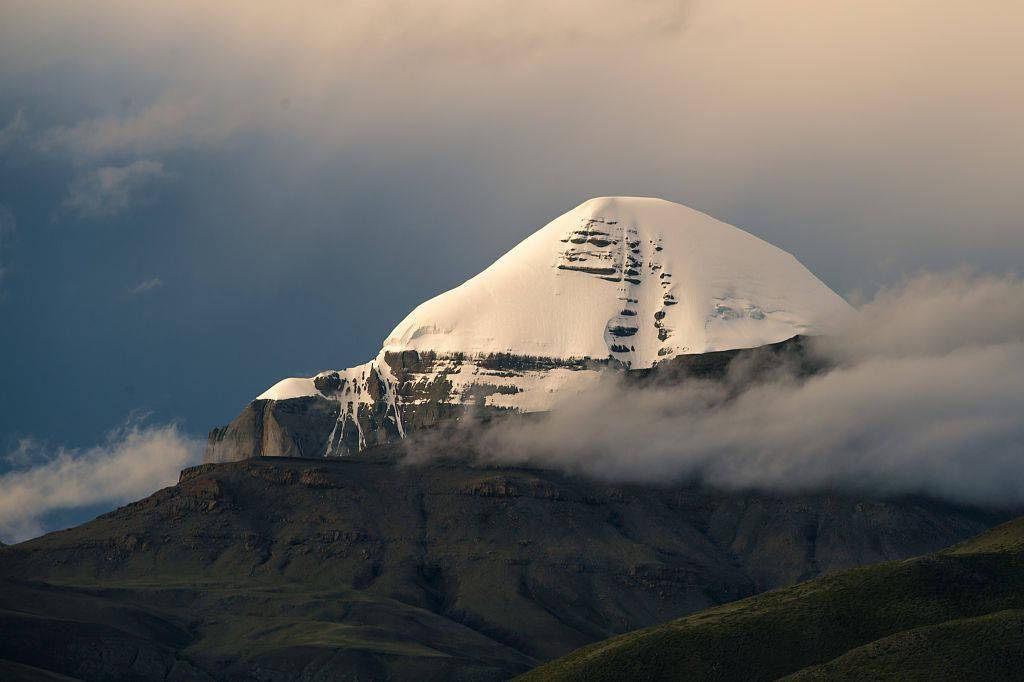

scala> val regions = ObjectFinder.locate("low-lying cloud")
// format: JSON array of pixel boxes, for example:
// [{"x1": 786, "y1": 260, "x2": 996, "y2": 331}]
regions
[
  {"x1": 0, "y1": 422, "x2": 202, "y2": 543},
  {"x1": 406, "y1": 271, "x2": 1024, "y2": 507}
]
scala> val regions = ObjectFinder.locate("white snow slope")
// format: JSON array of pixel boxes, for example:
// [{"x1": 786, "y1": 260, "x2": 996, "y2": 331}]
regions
[
  {"x1": 259, "y1": 196, "x2": 852, "y2": 407},
  {"x1": 384, "y1": 196, "x2": 850, "y2": 363}
]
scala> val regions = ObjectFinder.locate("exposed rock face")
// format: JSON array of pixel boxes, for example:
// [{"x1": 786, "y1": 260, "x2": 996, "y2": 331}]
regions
[
  {"x1": 206, "y1": 337, "x2": 816, "y2": 462},
  {"x1": 0, "y1": 455, "x2": 1010, "y2": 680},
  {"x1": 206, "y1": 352, "x2": 592, "y2": 462},
  {"x1": 205, "y1": 395, "x2": 340, "y2": 462}
]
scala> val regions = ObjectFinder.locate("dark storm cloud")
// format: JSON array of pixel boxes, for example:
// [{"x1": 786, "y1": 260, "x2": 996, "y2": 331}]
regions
[{"x1": 406, "y1": 272, "x2": 1024, "y2": 507}]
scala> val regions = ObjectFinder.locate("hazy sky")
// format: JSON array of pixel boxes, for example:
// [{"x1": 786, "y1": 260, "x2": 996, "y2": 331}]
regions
[{"x1": 0, "y1": 1, "x2": 1022, "y2": 537}]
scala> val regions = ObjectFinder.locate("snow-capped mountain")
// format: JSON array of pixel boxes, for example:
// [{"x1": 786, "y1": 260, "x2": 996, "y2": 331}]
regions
[{"x1": 206, "y1": 197, "x2": 852, "y2": 461}]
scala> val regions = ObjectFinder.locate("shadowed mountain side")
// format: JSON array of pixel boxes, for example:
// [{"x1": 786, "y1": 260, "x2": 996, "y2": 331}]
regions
[
  {"x1": 0, "y1": 453, "x2": 1011, "y2": 680},
  {"x1": 521, "y1": 516, "x2": 1024, "y2": 681}
]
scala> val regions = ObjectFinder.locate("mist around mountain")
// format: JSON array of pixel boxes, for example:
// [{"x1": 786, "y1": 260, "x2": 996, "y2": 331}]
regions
[
  {"x1": 207, "y1": 265, "x2": 1024, "y2": 513},
  {"x1": 3, "y1": 3, "x2": 1022, "y2": 680},
  {"x1": 6, "y1": 197, "x2": 1021, "y2": 546},
  {"x1": 2, "y1": 262, "x2": 1022, "y2": 679},
  {"x1": 1, "y1": 202, "x2": 1021, "y2": 682}
]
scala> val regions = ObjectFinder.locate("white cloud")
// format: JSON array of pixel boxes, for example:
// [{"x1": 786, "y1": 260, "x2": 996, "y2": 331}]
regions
[
  {"x1": 0, "y1": 423, "x2": 202, "y2": 543},
  {"x1": 127, "y1": 276, "x2": 165, "y2": 296},
  {"x1": 407, "y1": 272, "x2": 1024, "y2": 507},
  {"x1": 62, "y1": 160, "x2": 172, "y2": 219},
  {"x1": 37, "y1": 96, "x2": 229, "y2": 158}
]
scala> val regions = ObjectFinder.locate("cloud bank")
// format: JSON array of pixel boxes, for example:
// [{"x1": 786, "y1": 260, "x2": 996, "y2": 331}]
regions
[
  {"x1": 407, "y1": 272, "x2": 1024, "y2": 507},
  {"x1": 0, "y1": 423, "x2": 202, "y2": 543}
]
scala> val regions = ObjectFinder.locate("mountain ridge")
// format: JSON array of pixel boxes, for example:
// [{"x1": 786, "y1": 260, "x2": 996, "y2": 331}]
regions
[{"x1": 1, "y1": 453, "x2": 1008, "y2": 680}]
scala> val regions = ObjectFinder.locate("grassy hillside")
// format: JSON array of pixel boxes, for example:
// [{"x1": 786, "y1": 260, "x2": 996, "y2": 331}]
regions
[
  {"x1": 0, "y1": 454, "x2": 1007, "y2": 680},
  {"x1": 521, "y1": 517, "x2": 1024, "y2": 681}
]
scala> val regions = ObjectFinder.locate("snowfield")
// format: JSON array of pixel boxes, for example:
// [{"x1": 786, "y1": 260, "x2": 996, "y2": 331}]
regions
[
  {"x1": 385, "y1": 196, "x2": 851, "y2": 364},
  {"x1": 255, "y1": 197, "x2": 853, "y2": 413}
]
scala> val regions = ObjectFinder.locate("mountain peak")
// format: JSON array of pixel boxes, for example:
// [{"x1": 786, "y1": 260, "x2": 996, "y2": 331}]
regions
[
  {"x1": 382, "y1": 196, "x2": 851, "y2": 366},
  {"x1": 238, "y1": 197, "x2": 852, "y2": 457}
]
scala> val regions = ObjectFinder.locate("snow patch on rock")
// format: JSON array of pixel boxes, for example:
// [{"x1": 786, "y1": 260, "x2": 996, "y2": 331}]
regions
[{"x1": 257, "y1": 377, "x2": 322, "y2": 401}]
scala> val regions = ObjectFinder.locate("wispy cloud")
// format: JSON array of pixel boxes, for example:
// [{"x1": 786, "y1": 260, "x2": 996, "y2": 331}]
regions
[
  {"x1": 62, "y1": 159, "x2": 172, "y2": 219},
  {"x1": 37, "y1": 96, "x2": 227, "y2": 158},
  {"x1": 127, "y1": 276, "x2": 164, "y2": 296},
  {"x1": 0, "y1": 422, "x2": 202, "y2": 543},
  {"x1": 0, "y1": 108, "x2": 28, "y2": 148},
  {"x1": 406, "y1": 271, "x2": 1024, "y2": 508}
]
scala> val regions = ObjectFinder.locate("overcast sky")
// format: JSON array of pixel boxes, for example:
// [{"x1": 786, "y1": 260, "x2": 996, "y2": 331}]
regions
[{"x1": 0, "y1": 2, "x2": 1022, "y2": 536}]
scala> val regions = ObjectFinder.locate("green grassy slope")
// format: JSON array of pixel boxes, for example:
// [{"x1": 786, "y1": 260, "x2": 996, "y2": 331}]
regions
[
  {"x1": 783, "y1": 609, "x2": 1024, "y2": 680},
  {"x1": 521, "y1": 517, "x2": 1024, "y2": 681}
]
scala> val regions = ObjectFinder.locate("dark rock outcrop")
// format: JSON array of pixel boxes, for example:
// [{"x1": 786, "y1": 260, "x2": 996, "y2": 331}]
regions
[
  {"x1": 205, "y1": 395, "x2": 341, "y2": 462},
  {"x1": 206, "y1": 337, "x2": 817, "y2": 463}
]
